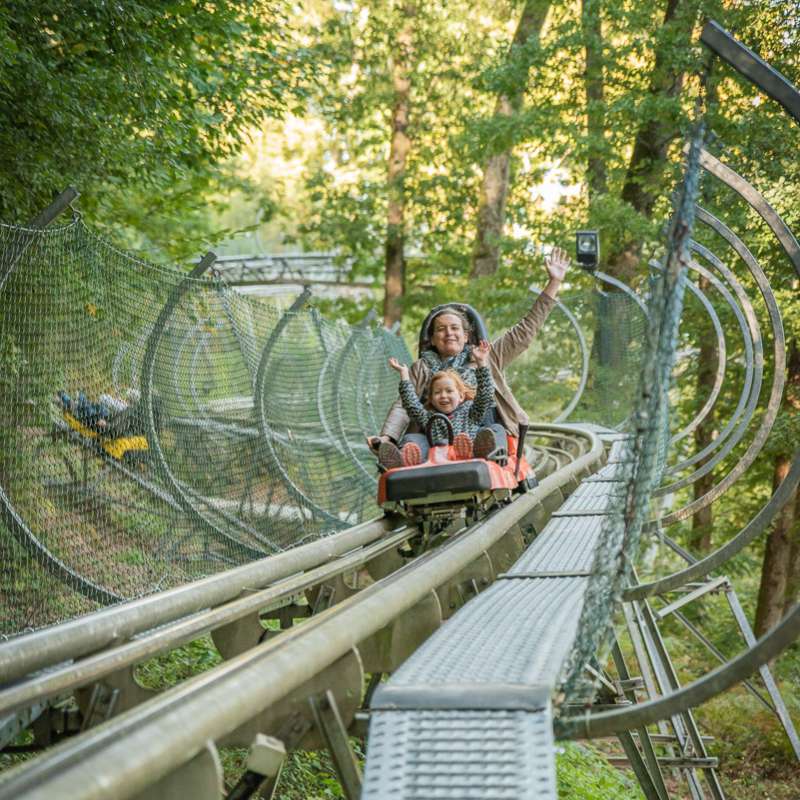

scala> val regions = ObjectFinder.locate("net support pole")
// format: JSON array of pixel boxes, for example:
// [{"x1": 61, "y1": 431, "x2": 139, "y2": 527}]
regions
[{"x1": 1, "y1": 187, "x2": 80, "y2": 292}]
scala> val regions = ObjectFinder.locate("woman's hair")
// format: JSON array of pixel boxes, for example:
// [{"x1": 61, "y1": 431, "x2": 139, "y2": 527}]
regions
[{"x1": 425, "y1": 369, "x2": 475, "y2": 409}]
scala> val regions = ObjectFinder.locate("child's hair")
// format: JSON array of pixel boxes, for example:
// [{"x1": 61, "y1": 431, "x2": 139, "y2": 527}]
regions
[{"x1": 425, "y1": 369, "x2": 475, "y2": 409}]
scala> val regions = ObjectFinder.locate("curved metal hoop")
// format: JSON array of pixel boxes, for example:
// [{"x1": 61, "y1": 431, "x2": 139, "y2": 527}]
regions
[
  {"x1": 662, "y1": 255, "x2": 753, "y2": 465},
  {"x1": 633, "y1": 149, "x2": 799, "y2": 590},
  {"x1": 254, "y1": 290, "x2": 347, "y2": 528},
  {"x1": 314, "y1": 313, "x2": 352, "y2": 460},
  {"x1": 0, "y1": 195, "x2": 123, "y2": 604},
  {"x1": 141, "y1": 256, "x2": 271, "y2": 560},
  {"x1": 656, "y1": 242, "x2": 765, "y2": 492},
  {"x1": 698, "y1": 148, "x2": 800, "y2": 277},
  {"x1": 558, "y1": 582, "x2": 800, "y2": 739},
  {"x1": 332, "y1": 312, "x2": 380, "y2": 490},
  {"x1": 528, "y1": 286, "x2": 590, "y2": 423},
  {"x1": 655, "y1": 260, "x2": 728, "y2": 449},
  {"x1": 627, "y1": 452, "x2": 800, "y2": 600},
  {"x1": 652, "y1": 206, "x2": 785, "y2": 525},
  {"x1": 593, "y1": 270, "x2": 650, "y2": 319},
  {"x1": 591, "y1": 272, "x2": 650, "y2": 431}
]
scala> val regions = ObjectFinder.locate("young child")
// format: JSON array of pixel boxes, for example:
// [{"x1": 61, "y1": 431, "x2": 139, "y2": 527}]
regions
[{"x1": 381, "y1": 340, "x2": 496, "y2": 467}]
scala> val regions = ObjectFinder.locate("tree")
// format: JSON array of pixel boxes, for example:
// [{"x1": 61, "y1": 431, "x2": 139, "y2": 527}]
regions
[
  {"x1": 605, "y1": 0, "x2": 703, "y2": 281},
  {"x1": 755, "y1": 337, "x2": 800, "y2": 635},
  {"x1": 581, "y1": 0, "x2": 606, "y2": 201},
  {"x1": 384, "y1": 2, "x2": 416, "y2": 326},
  {"x1": 0, "y1": 1, "x2": 301, "y2": 257},
  {"x1": 470, "y1": 0, "x2": 551, "y2": 278}
]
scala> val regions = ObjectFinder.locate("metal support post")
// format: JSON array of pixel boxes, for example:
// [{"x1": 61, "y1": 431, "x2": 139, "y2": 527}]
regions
[
  {"x1": 635, "y1": 598, "x2": 725, "y2": 800},
  {"x1": 309, "y1": 690, "x2": 363, "y2": 800},
  {"x1": 227, "y1": 734, "x2": 286, "y2": 800},
  {"x1": 724, "y1": 586, "x2": 800, "y2": 759},
  {"x1": 617, "y1": 730, "x2": 670, "y2": 800},
  {"x1": 669, "y1": 608, "x2": 774, "y2": 712},
  {"x1": 611, "y1": 641, "x2": 670, "y2": 800},
  {"x1": 651, "y1": 534, "x2": 800, "y2": 761}
]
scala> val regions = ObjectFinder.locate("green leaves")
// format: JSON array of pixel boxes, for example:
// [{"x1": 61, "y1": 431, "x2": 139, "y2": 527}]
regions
[{"x1": 0, "y1": 0, "x2": 306, "y2": 258}]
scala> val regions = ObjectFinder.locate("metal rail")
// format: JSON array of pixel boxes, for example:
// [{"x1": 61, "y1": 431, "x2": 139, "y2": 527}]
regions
[
  {"x1": 0, "y1": 526, "x2": 415, "y2": 718},
  {"x1": 0, "y1": 515, "x2": 396, "y2": 682},
  {"x1": 0, "y1": 427, "x2": 603, "y2": 800}
]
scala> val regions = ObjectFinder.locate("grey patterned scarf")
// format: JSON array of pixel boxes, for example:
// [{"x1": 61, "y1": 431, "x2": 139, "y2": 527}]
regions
[{"x1": 420, "y1": 346, "x2": 477, "y2": 386}]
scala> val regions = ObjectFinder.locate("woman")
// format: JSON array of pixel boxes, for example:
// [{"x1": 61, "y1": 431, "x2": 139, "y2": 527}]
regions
[{"x1": 369, "y1": 247, "x2": 569, "y2": 461}]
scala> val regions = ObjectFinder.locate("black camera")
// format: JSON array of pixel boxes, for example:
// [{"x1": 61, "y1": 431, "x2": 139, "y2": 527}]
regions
[{"x1": 575, "y1": 230, "x2": 599, "y2": 271}]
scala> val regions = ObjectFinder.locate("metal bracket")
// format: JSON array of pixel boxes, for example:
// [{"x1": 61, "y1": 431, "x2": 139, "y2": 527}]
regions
[{"x1": 309, "y1": 690, "x2": 362, "y2": 800}]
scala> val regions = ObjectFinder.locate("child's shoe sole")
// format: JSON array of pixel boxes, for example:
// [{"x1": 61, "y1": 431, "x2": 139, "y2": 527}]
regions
[
  {"x1": 473, "y1": 429, "x2": 497, "y2": 461},
  {"x1": 453, "y1": 433, "x2": 473, "y2": 460},
  {"x1": 378, "y1": 441, "x2": 403, "y2": 470},
  {"x1": 402, "y1": 442, "x2": 422, "y2": 466}
]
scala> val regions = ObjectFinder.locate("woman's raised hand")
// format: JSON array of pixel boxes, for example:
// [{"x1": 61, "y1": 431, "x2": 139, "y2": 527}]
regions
[
  {"x1": 388, "y1": 357, "x2": 410, "y2": 380},
  {"x1": 544, "y1": 246, "x2": 570, "y2": 283},
  {"x1": 473, "y1": 339, "x2": 490, "y2": 367}
]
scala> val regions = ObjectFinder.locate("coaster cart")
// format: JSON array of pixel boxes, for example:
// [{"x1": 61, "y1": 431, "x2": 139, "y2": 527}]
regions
[
  {"x1": 42, "y1": 402, "x2": 151, "y2": 497},
  {"x1": 378, "y1": 414, "x2": 537, "y2": 553},
  {"x1": 60, "y1": 410, "x2": 149, "y2": 463}
]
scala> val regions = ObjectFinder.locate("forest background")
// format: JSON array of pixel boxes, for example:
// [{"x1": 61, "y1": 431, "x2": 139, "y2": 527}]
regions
[{"x1": 1, "y1": 0, "x2": 799, "y2": 797}]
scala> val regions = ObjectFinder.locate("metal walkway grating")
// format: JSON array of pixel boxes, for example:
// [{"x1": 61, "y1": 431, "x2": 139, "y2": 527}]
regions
[
  {"x1": 362, "y1": 431, "x2": 624, "y2": 799},
  {"x1": 364, "y1": 708, "x2": 556, "y2": 799}
]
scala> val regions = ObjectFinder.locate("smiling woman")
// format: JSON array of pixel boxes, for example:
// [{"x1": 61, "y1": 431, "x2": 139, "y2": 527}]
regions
[
  {"x1": 429, "y1": 309, "x2": 472, "y2": 357},
  {"x1": 368, "y1": 247, "x2": 570, "y2": 458}
]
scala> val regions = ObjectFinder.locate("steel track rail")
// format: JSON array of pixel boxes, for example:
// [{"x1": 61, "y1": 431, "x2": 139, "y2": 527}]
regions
[
  {"x1": 0, "y1": 427, "x2": 603, "y2": 800},
  {"x1": 0, "y1": 516, "x2": 397, "y2": 683},
  {"x1": 0, "y1": 527, "x2": 415, "y2": 718}
]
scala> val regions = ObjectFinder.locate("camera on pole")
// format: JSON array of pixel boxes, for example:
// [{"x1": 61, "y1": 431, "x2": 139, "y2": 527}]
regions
[{"x1": 575, "y1": 230, "x2": 599, "y2": 271}]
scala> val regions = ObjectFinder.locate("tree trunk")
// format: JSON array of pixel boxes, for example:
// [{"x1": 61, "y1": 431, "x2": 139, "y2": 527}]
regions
[
  {"x1": 755, "y1": 455, "x2": 795, "y2": 636},
  {"x1": 756, "y1": 333, "x2": 800, "y2": 628},
  {"x1": 781, "y1": 485, "x2": 799, "y2": 615},
  {"x1": 582, "y1": 0, "x2": 607, "y2": 200},
  {"x1": 781, "y1": 336, "x2": 800, "y2": 614},
  {"x1": 470, "y1": 0, "x2": 550, "y2": 278},
  {"x1": 383, "y1": 5, "x2": 414, "y2": 327},
  {"x1": 689, "y1": 275, "x2": 717, "y2": 552},
  {"x1": 605, "y1": 0, "x2": 700, "y2": 282}
]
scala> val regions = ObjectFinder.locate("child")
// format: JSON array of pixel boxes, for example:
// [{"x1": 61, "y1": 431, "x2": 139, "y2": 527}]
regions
[{"x1": 380, "y1": 340, "x2": 498, "y2": 468}]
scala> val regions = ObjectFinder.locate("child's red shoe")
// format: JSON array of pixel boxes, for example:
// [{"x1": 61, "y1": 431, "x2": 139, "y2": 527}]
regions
[
  {"x1": 402, "y1": 441, "x2": 422, "y2": 466},
  {"x1": 453, "y1": 432, "x2": 473, "y2": 460}
]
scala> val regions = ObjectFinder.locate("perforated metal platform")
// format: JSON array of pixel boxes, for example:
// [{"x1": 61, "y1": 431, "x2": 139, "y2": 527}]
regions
[
  {"x1": 508, "y1": 516, "x2": 604, "y2": 575},
  {"x1": 585, "y1": 460, "x2": 634, "y2": 482},
  {"x1": 553, "y1": 482, "x2": 625, "y2": 516},
  {"x1": 362, "y1": 432, "x2": 624, "y2": 799},
  {"x1": 364, "y1": 708, "x2": 556, "y2": 799},
  {"x1": 606, "y1": 438, "x2": 636, "y2": 463}
]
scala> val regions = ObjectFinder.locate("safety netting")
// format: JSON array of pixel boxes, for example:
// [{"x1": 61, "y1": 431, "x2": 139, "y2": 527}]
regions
[
  {"x1": 0, "y1": 218, "x2": 408, "y2": 635},
  {"x1": 557, "y1": 126, "x2": 706, "y2": 701}
]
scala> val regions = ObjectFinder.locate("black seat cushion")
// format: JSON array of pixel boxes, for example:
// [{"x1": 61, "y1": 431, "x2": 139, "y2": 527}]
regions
[{"x1": 386, "y1": 461, "x2": 493, "y2": 501}]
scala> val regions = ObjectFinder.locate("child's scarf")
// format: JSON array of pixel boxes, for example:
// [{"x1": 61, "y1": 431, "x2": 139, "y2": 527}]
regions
[{"x1": 420, "y1": 345, "x2": 476, "y2": 387}]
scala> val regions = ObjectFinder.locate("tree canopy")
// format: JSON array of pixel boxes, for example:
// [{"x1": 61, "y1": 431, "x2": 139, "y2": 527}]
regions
[{"x1": 0, "y1": 0, "x2": 305, "y2": 256}]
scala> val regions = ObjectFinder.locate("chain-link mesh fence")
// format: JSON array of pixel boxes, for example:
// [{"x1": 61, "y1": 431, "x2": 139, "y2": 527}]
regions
[{"x1": 0, "y1": 218, "x2": 408, "y2": 635}]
